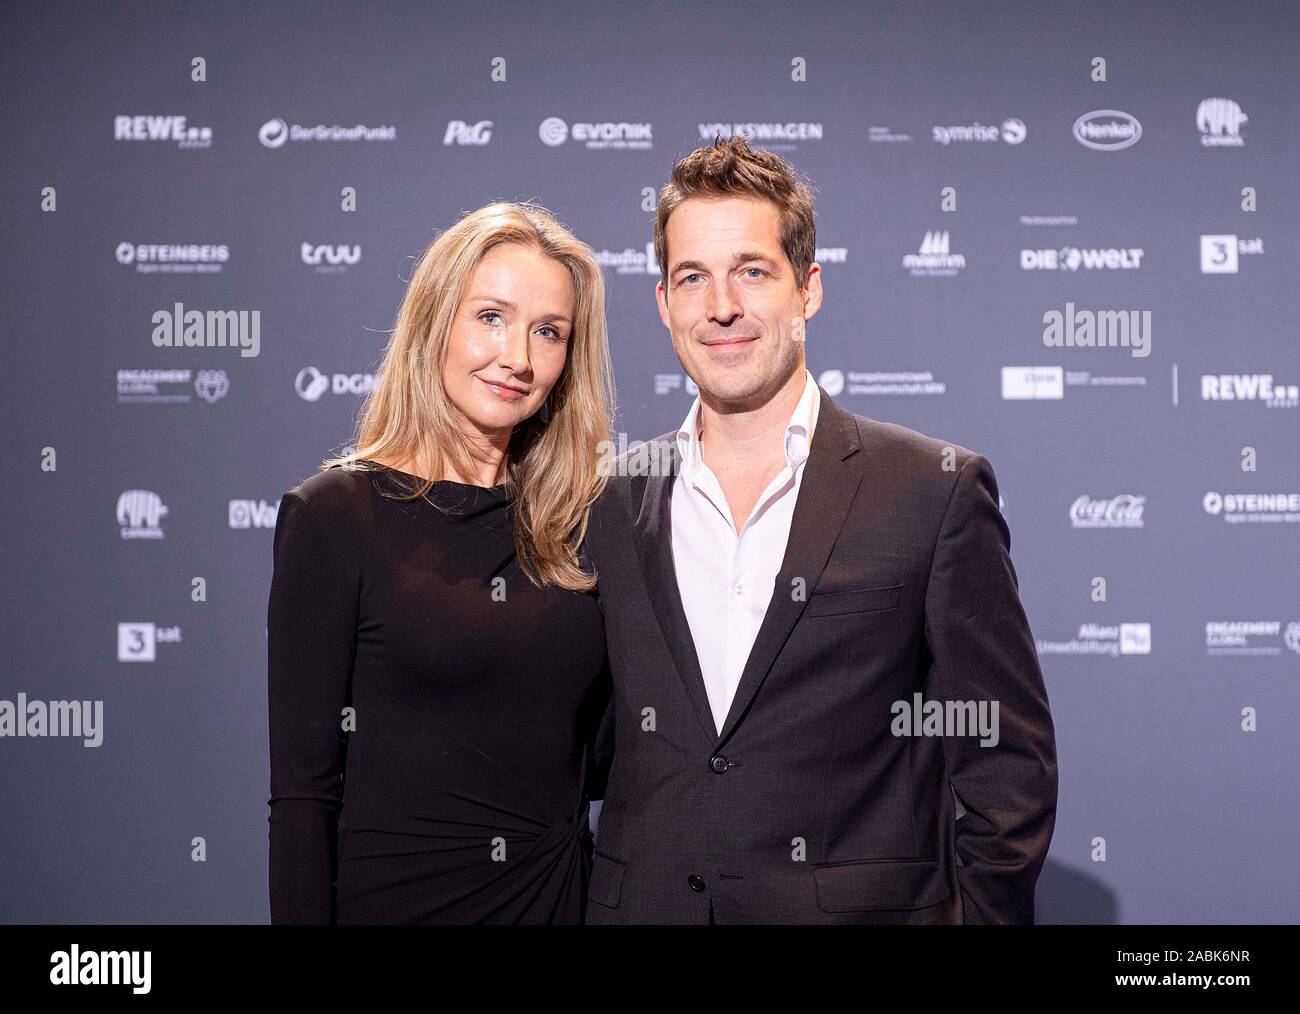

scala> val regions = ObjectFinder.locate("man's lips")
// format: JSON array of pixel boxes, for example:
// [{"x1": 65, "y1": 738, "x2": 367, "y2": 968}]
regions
[{"x1": 701, "y1": 336, "x2": 758, "y2": 347}]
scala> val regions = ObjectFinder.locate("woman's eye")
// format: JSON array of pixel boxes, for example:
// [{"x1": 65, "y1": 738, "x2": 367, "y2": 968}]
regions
[
  {"x1": 480, "y1": 310, "x2": 504, "y2": 325},
  {"x1": 539, "y1": 326, "x2": 566, "y2": 342}
]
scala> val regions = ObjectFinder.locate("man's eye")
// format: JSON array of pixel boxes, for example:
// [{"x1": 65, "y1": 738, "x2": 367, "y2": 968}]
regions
[
  {"x1": 743, "y1": 267, "x2": 767, "y2": 278},
  {"x1": 680, "y1": 273, "x2": 702, "y2": 285}
]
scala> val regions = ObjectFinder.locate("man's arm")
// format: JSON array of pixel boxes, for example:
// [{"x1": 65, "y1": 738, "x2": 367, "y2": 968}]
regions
[{"x1": 923, "y1": 452, "x2": 1058, "y2": 924}]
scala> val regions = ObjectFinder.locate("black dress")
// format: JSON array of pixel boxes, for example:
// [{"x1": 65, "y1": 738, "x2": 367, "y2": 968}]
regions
[{"x1": 266, "y1": 461, "x2": 609, "y2": 923}]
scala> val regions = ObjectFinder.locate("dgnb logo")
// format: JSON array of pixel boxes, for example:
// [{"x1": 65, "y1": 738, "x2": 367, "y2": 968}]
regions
[
  {"x1": 295, "y1": 366, "x2": 378, "y2": 401},
  {"x1": 444, "y1": 120, "x2": 493, "y2": 145},
  {"x1": 229, "y1": 499, "x2": 280, "y2": 529},
  {"x1": 117, "y1": 490, "x2": 168, "y2": 540},
  {"x1": 1197, "y1": 98, "x2": 1248, "y2": 146}
]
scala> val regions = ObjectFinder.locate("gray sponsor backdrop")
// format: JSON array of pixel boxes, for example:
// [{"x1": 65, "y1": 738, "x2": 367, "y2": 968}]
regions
[{"x1": 2, "y1": 0, "x2": 1298, "y2": 923}]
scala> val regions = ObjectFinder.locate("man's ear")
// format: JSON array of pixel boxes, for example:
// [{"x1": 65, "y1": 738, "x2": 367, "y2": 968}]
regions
[{"x1": 655, "y1": 280, "x2": 671, "y2": 329}]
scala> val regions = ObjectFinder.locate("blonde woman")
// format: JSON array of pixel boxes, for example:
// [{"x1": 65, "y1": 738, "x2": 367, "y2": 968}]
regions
[{"x1": 267, "y1": 202, "x2": 615, "y2": 924}]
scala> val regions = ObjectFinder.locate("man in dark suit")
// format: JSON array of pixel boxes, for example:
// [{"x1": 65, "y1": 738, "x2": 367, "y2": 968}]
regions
[{"x1": 583, "y1": 135, "x2": 1057, "y2": 924}]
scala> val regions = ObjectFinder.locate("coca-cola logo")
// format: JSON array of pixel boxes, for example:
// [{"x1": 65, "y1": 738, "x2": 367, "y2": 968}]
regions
[{"x1": 1070, "y1": 494, "x2": 1145, "y2": 528}]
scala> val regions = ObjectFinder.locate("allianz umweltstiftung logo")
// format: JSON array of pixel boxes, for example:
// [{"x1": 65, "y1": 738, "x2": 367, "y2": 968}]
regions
[
  {"x1": 903, "y1": 231, "x2": 965, "y2": 277},
  {"x1": 116, "y1": 242, "x2": 229, "y2": 274},
  {"x1": 151, "y1": 303, "x2": 260, "y2": 358},
  {"x1": 1073, "y1": 109, "x2": 1142, "y2": 150},
  {"x1": 258, "y1": 117, "x2": 396, "y2": 148},
  {"x1": 114, "y1": 114, "x2": 212, "y2": 149},
  {"x1": 1201, "y1": 373, "x2": 1298, "y2": 408},
  {"x1": 116, "y1": 368, "x2": 230, "y2": 404},
  {"x1": 118, "y1": 622, "x2": 181, "y2": 662},
  {"x1": 1203, "y1": 491, "x2": 1300, "y2": 524},
  {"x1": 1021, "y1": 247, "x2": 1144, "y2": 270},
  {"x1": 817, "y1": 368, "x2": 945, "y2": 397},
  {"x1": 1037, "y1": 622, "x2": 1152, "y2": 657},
  {"x1": 117, "y1": 490, "x2": 169, "y2": 540},
  {"x1": 1200, "y1": 234, "x2": 1264, "y2": 273},
  {"x1": 932, "y1": 117, "x2": 1025, "y2": 144},
  {"x1": 538, "y1": 116, "x2": 652, "y2": 150},
  {"x1": 1197, "y1": 98, "x2": 1248, "y2": 147},
  {"x1": 698, "y1": 122, "x2": 825, "y2": 149},
  {"x1": 1069, "y1": 495, "x2": 1145, "y2": 529},
  {"x1": 295, "y1": 366, "x2": 377, "y2": 401},
  {"x1": 443, "y1": 120, "x2": 493, "y2": 145}
]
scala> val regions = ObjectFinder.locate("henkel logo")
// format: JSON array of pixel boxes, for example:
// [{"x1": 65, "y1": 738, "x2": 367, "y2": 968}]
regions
[
  {"x1": 1073, "y1": 110, "x2": 1142, "y2": 151},
  {"x1": 1197, "y1": 98, "x2": 1248, "y2": 146},
  {"x1": 443, "y1": 120, "x2": 493, "y2": 145}
]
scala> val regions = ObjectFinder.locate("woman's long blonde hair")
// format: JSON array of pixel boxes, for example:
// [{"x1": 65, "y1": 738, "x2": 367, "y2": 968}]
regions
[{"x1": 322, "y1": 201, "x2": 615, "y2": 592}]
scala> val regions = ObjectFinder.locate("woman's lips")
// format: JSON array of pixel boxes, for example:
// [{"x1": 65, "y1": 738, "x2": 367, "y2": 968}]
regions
[{"x1": 478, "y1": 376, "x2": 526, "y2": 400}]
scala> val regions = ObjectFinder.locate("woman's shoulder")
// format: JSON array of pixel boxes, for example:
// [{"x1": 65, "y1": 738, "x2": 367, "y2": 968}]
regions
[{"x1": 282, "y1": 464, "x2": 378, "y2": 525}]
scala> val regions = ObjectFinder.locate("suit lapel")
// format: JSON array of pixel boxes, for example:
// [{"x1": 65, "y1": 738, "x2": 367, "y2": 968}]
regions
[
  {"x1": 630, "y1": 439, "x2": 720, "y2": 743},
  {"x1": 631, "y1": 386, "x2": 867, "y2": 748},
  {"x1": 715, "y1": 387, "x2": 866, "y2": 743}
]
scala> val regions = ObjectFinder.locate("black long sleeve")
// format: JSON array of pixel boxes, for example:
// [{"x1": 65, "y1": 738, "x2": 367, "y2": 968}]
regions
[
  {"x1": 266, "y1": 463, "x2": 606, "y2": 923},
  {"x1": 266, "y1": 491, "x2": 359, "y2": 924}
]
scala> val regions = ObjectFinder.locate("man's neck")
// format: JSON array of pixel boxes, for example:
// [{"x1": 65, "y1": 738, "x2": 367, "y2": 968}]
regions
[{"x1": 697, "y1": 366, "x2": 806, "y2": 478}]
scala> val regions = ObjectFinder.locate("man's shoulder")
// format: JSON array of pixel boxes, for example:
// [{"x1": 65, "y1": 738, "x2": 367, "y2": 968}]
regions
[{"x1": 837, "y1": 405, "x2": 985, "y2": 476}]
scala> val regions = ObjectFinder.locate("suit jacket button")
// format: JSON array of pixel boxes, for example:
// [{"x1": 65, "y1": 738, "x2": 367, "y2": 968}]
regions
[
  {"x1": 709, "y1": 755, "x2": 729, "y2": 773},
  {"x1": 687, "y1": 874, "x2": 706, "y2": 892}
]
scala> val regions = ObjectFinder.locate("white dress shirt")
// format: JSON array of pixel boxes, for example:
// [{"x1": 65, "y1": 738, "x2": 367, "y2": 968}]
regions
[{"x1": 670, "y1": 368, "x2": 821, "y2": 736}]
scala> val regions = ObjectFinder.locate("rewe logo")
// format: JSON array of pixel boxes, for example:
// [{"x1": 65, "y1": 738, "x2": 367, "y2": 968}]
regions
[
  {"x1": 444, "y1": 120, "x2": 493, "y2": 145},
  {"x1": 115, "y1": 115, "x2": 212, "y2": 148},
  {"x1": 1201, "y1": 374, "x2": 1299, "y2": 407},
  {"x1": 1197, "y1": 98, "x2": 1248, "y2": 146},
  {"x1": 228, "y1": 499, "x2": 280, "y2": 529}
]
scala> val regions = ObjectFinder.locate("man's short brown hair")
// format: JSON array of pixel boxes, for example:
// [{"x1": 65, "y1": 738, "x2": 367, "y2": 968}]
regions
[{"x1": 653, "y1": 133, "x2": 817, "y2": 291}]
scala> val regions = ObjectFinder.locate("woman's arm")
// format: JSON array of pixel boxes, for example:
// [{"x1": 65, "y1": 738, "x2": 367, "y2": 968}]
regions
[{"x1": 266, "y1": 490, "x2": 359, "y2": 924}]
